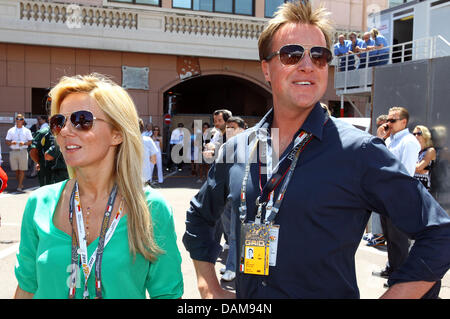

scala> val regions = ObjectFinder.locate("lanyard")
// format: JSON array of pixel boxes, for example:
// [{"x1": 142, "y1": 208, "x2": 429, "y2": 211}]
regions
[
  {"x1": 239, "y1": 130, "x2": 313, "y2": 225},
  {"x1": 68, "y1": 181, "x2": 122, "y2": 299}
]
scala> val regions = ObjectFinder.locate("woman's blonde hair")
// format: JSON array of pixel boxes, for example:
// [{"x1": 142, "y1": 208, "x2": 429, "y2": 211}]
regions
[
  {"x1": 258, "y1": 1, "x2": 334, "y2": 61},
  {"x1": 414, "y1": 125, "x2": 434, "y2": 149},
  {"x1": 370, "y1": 28, "x2": 379, "y2": 38},
  {"x1": 49, "y1": 73, "x2": 162, "y2": 261}
]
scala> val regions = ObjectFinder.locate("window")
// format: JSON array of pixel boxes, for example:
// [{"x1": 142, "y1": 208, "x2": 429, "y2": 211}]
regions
[
  {"x1": 173, "y1": 0, "x2": 190, "y2": 8},
  {"x1": 110, "y1": 0, "x2": 160, "y2": 5},
  {"x1": 173, "y1": 0, "x2": 254, "y2": 16},
  {"x1": 235, "y1": 0, "x2": 253, "y2": 15},
  {"x1": 193, "y1": 0, "x2": 213, "y2": 11},
  {"x1": 265, "y1": 0, "x2": 294, "y2": 17},
  {"x1": 215, "y1": 0, "x2": 232, "y2": 13}
]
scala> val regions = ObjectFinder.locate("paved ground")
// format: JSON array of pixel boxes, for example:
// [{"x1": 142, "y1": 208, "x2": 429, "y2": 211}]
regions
[{"x1": 0, "y1": 166, "x2": 448, "y2": 299}]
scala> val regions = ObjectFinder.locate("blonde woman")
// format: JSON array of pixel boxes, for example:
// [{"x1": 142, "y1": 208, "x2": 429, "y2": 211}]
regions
[
  {"x1": 14, "y1": 74, "x2": 183, "y2": 299},
  {"x1": 370, "y1": 28, "x2": 389, "y2": 65},
  {"x1": 413, "y1": 125, "x2": 436, "y2": 190}
]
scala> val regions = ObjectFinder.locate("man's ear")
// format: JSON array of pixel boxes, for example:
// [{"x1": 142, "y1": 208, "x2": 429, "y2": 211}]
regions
[{"x1": 261, "y1": 60, "x2": 271, "y2": 83}]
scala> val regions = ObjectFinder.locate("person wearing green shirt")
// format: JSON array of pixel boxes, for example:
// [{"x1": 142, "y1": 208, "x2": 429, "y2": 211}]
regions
[{"x1": 14, "y1": 73, "x2": 183, "y2": 299}]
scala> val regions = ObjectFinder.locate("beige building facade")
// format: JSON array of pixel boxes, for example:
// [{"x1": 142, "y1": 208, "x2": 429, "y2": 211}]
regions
[{"x1": 0, "y1": 0, "x2": 388, "y2": 155}]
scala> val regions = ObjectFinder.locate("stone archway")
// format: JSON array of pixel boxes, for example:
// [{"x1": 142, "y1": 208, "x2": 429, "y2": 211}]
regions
[{"x1": 158, "y1": 70, "x2": 272, "y2": 119}]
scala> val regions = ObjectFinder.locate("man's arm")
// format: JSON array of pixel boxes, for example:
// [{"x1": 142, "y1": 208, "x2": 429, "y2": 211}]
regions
[
  {"x1": 183, "y1": 146, "x2": 234, "y2": 298},
  {"x1": 29, "y1": 148, "x2": 39, "y2": 164},
  {"x1": 400, "y1": 138, "x2": 421, "y2": 176},
  {"x1": 381, "y1": 281, "x2": 435, "y2": 299},
  {"x1": 358, "y1": 137, "x2": 450, "y2": 298},
  {"x1": 193, "y1": 260, "x2": 235, "y2": 299}
]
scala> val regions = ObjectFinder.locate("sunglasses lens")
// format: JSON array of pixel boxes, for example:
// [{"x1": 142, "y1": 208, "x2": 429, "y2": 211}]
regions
[
  {"x1": 50, "y1": 114, "x2": 66, "y2": 135},
  {"x1": 278, "y1": 45, "x2": 331, "y2": 67},
  {"x1": 279, "y1": 45, "x2": 304, "y2": 65},
  {"x1": 71, "y1": 111, "x2": 94, "y2": 131},
  {"x1": 310, "y1": 47, "x2": 332, "y2": 67}
]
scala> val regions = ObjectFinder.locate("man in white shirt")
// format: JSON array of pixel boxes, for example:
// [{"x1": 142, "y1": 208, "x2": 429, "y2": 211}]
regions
[
  {"x1": 142, "y1": 122, "x2": 153, "y2": 137},
  {"x1": 167, "y1": 123, "x2": 185, "y2": 172},
  {"x1": 385, "y1": 108, "x2": 421, "y2": 175},
  {"x1": 203, "y1": 109, "x2": 232, "y2": 161},
  {"x1": 374, "y1": 106, "x2": 421, "y2": 281},
  {"x1": 5, "y1": 114, "x2": 33, "y2": 191},
  {"x1": 139, "y1": 119, "x2": 157, "y2": 185}
]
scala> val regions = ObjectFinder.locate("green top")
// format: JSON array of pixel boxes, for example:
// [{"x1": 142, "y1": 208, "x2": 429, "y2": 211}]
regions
[{"x1": 15, "y1": 180, "x2": 184, "y2": 299}]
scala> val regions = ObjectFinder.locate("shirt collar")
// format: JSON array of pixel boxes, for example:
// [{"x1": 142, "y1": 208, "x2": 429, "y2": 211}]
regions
[
  {"x1": 255, "y1": 102, "x2": 327, "y2": 142},
  {"x1": 391, "y1": 128, "x2": 410, "y2": 141}
]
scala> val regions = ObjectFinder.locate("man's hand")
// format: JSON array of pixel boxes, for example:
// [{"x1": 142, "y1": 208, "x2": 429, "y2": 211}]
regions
[
  {"x1": 202, "y1": 143, "x2": 216, "y2": 159},
  {"x1": 377, "y1": 123, "x2": 390, "y2": 140}
]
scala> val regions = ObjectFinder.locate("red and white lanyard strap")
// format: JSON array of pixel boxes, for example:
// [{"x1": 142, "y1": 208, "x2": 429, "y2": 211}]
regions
[
  {"x1": 68, "y1": 181, "x2": 122, "y2": 299},
  {"x1": 239, "y1": 130, "x2": 313, "y2": 225},
  {"x1": 264, "y1": 132, "x2": 312, "y2": 223}
]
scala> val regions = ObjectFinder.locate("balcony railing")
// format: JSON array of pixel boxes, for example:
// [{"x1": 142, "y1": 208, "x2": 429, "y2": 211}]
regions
[
  {"x1": 19, "y1": 1, "x2": 138, "y2": 29},
  {"x1": 334, "y1": 35, "x2": 450, "y2": 94},
  {"x1": 164, "y1": 13, "x2": 265, "y2": 39},
  {"x1": 18, "y1": 0, "x2": 266, "y2": 39}
]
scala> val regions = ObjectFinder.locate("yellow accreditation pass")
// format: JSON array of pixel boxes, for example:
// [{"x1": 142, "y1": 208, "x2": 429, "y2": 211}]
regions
[{"x1": 239, "y1": 223, "x2": 270, "y2": 276}]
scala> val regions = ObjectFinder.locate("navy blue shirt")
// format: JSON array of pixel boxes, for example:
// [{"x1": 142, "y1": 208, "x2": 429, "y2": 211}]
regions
[{"x1": 183, "y1": 103, "x2": 450, "y2": 298}]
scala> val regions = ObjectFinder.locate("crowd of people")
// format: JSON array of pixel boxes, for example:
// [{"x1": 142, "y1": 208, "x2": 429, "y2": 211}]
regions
[
  {"x1": 334, "y1": 28, "x2": 389, "y2": 71},
  {"x1": 1, "y1": 1, "x2": 449, "y2": 300}
]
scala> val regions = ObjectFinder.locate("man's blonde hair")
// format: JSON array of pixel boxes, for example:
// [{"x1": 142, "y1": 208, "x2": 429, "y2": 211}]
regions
[
  {"x1": 389, "y1": 106, "x2": 410, "y2": 125},
  {"x1": 258, "y1": 1, "x2": 334, "y2": 61},
  {"x1": 49, "y1": 73, "x2": 162, "y2": 262}
]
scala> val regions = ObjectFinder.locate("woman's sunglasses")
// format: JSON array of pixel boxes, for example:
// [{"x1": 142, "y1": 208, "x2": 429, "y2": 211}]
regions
[
  {"x1": 265, "y1": 44, "x2": 332, "y2": 68},
  {"x1": 413, "y1": 132, "x2": 423, "y2": 136},
  {"x1": 50, "y1": 110, "x2": 107, "y2": 135}
]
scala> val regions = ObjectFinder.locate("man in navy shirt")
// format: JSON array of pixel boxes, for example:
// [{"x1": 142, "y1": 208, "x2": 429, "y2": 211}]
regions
[{"x1": 183, "y1": 1, "x2": 450, "y2": 299}]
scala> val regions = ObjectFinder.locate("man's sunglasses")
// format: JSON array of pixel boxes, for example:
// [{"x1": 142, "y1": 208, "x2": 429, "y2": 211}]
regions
[
  {"x1": 49, "y1": 110, "x2": 107, "y2": 135},
  {"x1": 16, "y1": 117, "x2": 24, "y2": 121},
  {"x1": 387, "y1": 118, "x2": 402, "y2": 123},
  {"x1": 265, "y1": 44, "x2": 332, "y2": 68}
]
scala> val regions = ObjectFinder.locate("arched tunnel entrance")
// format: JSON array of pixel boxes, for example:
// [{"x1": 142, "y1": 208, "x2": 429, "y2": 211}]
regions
[
  {"x1": 163, "y1": 74, "x2": 272, "y2": 127},
  {"x1": 160, "y1": 74, "x2": 272, "y2": 166}
]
